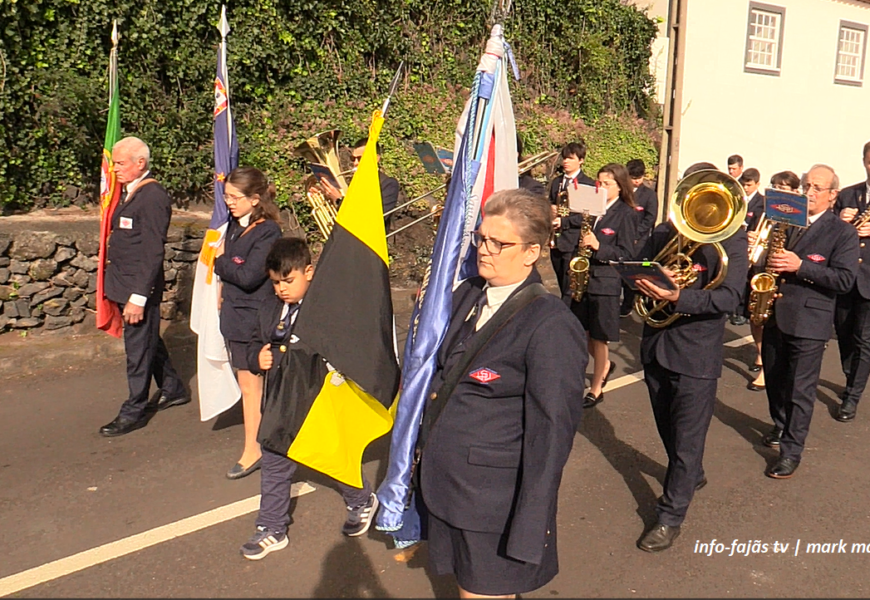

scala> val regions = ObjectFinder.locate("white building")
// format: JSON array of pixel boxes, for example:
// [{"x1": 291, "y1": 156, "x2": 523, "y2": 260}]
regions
[{"x1": 634, "y1": 0, "x2": 870, "y2": 201}]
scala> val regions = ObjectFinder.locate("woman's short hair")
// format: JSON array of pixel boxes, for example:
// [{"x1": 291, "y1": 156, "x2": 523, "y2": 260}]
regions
[
  {"x1": 770, "y1": 170, "x2": 800, "y2": 191},
  {"x1": 482, "y1": 189, "x2": 551, "y2": 247}
]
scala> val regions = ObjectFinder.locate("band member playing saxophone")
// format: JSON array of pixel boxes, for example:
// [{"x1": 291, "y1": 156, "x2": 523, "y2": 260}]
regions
[
  {"x1": 761, "y1": 165, "x2": 858, "y2": 479},
  {"x1": 834, "y1": 141, "x2": 870, "y2": 422}
]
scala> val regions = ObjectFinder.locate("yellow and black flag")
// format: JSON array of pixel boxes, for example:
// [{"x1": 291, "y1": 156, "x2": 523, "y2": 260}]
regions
[{"x1": 258, "y1": 110, "x2": 400, "y2": 488}]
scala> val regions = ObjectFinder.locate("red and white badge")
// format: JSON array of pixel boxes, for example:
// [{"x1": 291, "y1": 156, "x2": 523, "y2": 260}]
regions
[
  {"x1": 232, "y1": 256, "x2": 246, "y2": 265},
  {"x1": 692, "y1": 263, "x2": 708, "y2": 272},
  {"x1": 601, "y1": 228, "x2": 615, "y2": 236},
  {"x1": 806, "y1": 254, "x2": 826, "y2": 263},
  {"x1": 635, "y1": 206, "x2": 645, "y2": 212},
  {"x1": 119, "y1": 217, "x2": 133, "y2": 230},
  {"x1": 469, "y1": 368, "x2": 501, "y2": 384}
]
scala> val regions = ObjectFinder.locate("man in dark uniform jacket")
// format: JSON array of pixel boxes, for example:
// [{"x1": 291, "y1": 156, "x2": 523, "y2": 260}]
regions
[
  {"x1": 632, "y1": 163, "x2": 748, "y2": 552},
  {"x1": 622, "y1": 159, "x2": 659, "y2": 315},
  {"x1": 99, "y1": 137, "x2": 186, "y2": 437},
  {"x1": 549, "y1": 141, "x2": 596, "y2": 306},
  {"x1": 834, "y1": 142, "x2": 870, "y2": 422},
  {"x1": 761, "y1": 164, "x2": 858, "y2": 479},
  {"x1": 321, "y1": 138, "x2": 401, "y2": 230}
]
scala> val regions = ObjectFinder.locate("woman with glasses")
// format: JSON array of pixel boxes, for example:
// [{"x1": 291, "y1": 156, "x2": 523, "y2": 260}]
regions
[
  {"x1": 745, "y1": 170, "x2": 801, "y2": 393},
  {"x1": 214, "y1": 166, "x2": 282, "y2": 479},
  {"x1": 574, "y1": 163, "x2": 638, "y2": 409},
  {"x1": 419, "y1": 189, "x2": 587, "y2": 599}
]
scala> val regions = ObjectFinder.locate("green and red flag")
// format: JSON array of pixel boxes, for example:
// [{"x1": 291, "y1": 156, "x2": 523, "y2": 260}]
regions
[{"x1": 96, "y1": 20, "x2": 123, "y2": 338}]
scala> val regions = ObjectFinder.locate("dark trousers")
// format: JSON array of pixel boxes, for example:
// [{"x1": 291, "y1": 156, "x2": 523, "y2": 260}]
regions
[
  {"x1": 762, "y1": 325, "x2": 826, "y2": 462},
  {"x1": 117, "y1": 301, "x2": 185, "y2": 421},
  {"x1": 258, "y1": 448, "x2": 372, "y2": 533},
  {"x1": 835, "y1": 287, "x2": 870, "y2": 405},
  {"x1": 549, "y1": 248, "x2": 573, "y2": 307},
  {"x1": 644, "y1": 360, "x2": 717, "y2": 527}
]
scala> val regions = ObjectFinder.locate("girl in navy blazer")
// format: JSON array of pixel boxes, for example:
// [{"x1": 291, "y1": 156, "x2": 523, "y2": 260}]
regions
[
  {"x1": 214, "y1": 167, "x2": 282, "y2": 480},
  {"x1": 575, "y1": 163, "x2": 637, "y2": 409}
]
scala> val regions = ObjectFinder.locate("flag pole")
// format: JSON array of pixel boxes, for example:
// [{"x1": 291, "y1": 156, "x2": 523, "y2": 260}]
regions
[
  {"x1": 218, "y1": 5, "x2": 233, "y2": 143},
  {"x1": 380, "y1": 61, "x2": 404, "y2": 118}
]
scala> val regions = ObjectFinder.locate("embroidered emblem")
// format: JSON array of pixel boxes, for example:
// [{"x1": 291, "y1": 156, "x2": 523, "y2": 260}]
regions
[
  {"x1": 807, "y1": 254, "x2": 825, "y2": 263},
  {"x1": 469, "y1": 368, "x2": 501, "y2": 384},
  {"x1": 289, "y1": 334, "x2": 300, "y2": 344},
  {"x1": 601, "y1": 228, "x2": 615, "y2": 235},
  {"x1": 635, "y1": 205, "x2": 645, "y2": 211},
  {"x1": 747, "y1": 212, "x2": 754, "y2": 218},
  {"x1": 692, "y1": 263, "x2": 708, "y2": 272},
  {"x1": 119, "y1": 217, "x2": 133, "y2": 230},
  {"x1": 770, "y1": 203, "x2": 799, "y2": 214},
  {"x1": 232, "y1": 256, "x2": 245, "y2": 264}
]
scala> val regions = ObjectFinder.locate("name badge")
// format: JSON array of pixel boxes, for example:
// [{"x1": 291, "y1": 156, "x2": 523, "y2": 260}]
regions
[{"x1": 120, "y1": 217, "x2": 133, "y2": 230}]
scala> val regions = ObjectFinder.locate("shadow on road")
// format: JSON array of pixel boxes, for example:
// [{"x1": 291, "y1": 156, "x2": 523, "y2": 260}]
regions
[
  {"x1": 402, "y1": 541, "x2": 457, "y2": 599},
  {"x1": 312, "y1": 536, "x2": 393, "y2": 598},
  {"x1": 712, "y1": 397, "x2": 773, "y2": 463},
  {"x1": 579, "y1": 408, "x2": 665, "y2": 526}
]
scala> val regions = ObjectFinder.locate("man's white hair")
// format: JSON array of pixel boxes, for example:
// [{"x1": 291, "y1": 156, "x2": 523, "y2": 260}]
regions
[
  {"x1": 807, "y1": 163, "x2": 839, "y2": 191},
  {"x1": 113, "y1": 136, "x2": 151, "y2": 167}
]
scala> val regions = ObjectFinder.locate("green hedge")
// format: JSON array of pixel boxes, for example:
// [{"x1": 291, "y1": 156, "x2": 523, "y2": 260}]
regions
[{"x1": 0, "y1": 0, "x2": 658, "y2": 216}]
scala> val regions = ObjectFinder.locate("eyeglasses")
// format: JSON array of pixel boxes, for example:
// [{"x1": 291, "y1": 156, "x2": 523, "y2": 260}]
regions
[
  {"x1": 802, "y1": 184, "x2": 833, "y2": 195},
  {"x1": 224, "y1": 193, "x2": 249, "y2": 203},
  {"x1": 470, "y1": 231, "x2": 532, "y2": 255}
]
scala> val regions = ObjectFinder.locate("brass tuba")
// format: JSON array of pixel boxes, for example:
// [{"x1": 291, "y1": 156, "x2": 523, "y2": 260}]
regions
[
  {"x1": 293, "y1": 130, "x2": 353, "y2": 238},
  {"x1": 635, "y1": 170, "x2": 747, "y2": 328}
]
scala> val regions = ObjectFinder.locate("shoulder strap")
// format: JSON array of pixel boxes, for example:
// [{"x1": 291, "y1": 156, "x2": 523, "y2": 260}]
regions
[
  {"x1": 123, "y1": 178, "x2": 158, "y2": 204},
  {"x1": 416, "y1": 282, "x2": 548, "y2": 452},
  {"x1": 239, "y1": 218, "x2": 266, "y2": 238}
]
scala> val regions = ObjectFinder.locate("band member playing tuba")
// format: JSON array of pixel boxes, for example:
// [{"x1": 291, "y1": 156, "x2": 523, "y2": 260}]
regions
[
  {"x1": 760, "y1": 165, "x2": 857, "y2": 479},
  {"x1": 549, "y1": 142, "x2": 595, "y2": 306},
  {"x1": 574, "y1": 164, "x2": 637, "y2": 409},
  {"x1": 633, "y1": 163, "x2": 748, "y2": 552},
  {"x1": 745, "y1": 171, "x2": 800, "y2": 392}
]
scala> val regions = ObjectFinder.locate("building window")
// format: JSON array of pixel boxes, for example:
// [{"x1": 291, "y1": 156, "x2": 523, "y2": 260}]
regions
[
  {"x1": 835, "y1": 21, "x2": 868, "y2": 86},
  {"x1": 744, "y1": 3, "x2": 785, "y2": 75}
]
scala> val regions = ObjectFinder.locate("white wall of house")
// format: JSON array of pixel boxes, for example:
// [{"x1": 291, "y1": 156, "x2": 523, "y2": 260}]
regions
[{"x1": 678, "y1": 0, "x2": 870, "y2": 187}]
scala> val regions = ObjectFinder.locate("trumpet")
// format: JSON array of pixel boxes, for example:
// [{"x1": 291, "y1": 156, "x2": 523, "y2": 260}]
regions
[
  {"x1": 634, "y1": 170, "x2": 747, "y2": 328},
  {"x1": 748, "y1": 214, "x2": 773, "y2": 264}
]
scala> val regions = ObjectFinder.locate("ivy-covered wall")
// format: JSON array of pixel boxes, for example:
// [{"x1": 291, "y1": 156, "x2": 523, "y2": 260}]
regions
[{"x1": 0, "y1": 0, "x2": 659, "y2": 222}]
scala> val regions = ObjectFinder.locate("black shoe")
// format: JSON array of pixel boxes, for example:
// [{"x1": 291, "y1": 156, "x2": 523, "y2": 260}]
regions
[
  {"x1": 730, "y1": 315, "x2": 748, "y2": 326},
  {"x1": 747, "y1": 382, "x2": 766, "y2": 391},
  {"x1": 227, "y1": 458, "x2": 262, "y2": 480},
  {"x1": 695, "y1": 477, "x2": 708, "y2": 492},
  {"x1": 99, "y1": 416, "x2": 146, "y2": 437},
  {"x1": 638, "y1": 523, "x2": 681, "y2": 552},
  {"x1": 602, "y1": 361, "x2": 617, "y2": 389},
  {"x1": 762, "y1": 427, "x2": 782, "y2": 448},
  {"x1": 749, "y1": 363, "x2": 762, "y2": 373},
  {"x1": 766, "y1": 457, "x2": 800, "y2": 479},
  {"x1": 583, "y1": 391, "x2": 604, "y2": 409},
  {"x1": 836, "y1": 400, "x2": 857, "y2": 422},
  {"x1": 156, "y1": 393, "x2": 191, "y2": 411}
]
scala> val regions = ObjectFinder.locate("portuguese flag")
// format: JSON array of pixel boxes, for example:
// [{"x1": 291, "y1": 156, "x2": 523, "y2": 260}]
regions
[
  {"x1": 259, "y1": 110, "x2": 400, "y2": 487},
  {"x1": 96, "y1": 20, "x2": 123, "y2": 338}
]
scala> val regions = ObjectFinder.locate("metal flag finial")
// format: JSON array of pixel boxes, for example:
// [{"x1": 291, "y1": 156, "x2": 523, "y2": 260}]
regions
[
  {"x1": 380, "y1": 61, "x2": 404, "y2": 117},
  {"x1": 490, "y1": 0, "x2": 512, "y2": 25},
  {"x1": 218, "y1": 5, "x2": 230, "y2": 39},
  {"x1": 111, "y1": 19, "x2": 119, "y2": 46}
]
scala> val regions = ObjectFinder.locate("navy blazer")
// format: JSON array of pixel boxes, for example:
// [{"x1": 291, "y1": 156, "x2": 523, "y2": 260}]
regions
[
  {"x1": 633, "y1": 184, "x2": 659, "y2": 243},
  {"x1": 420, "y1": 269, "x2": 587, "y2": 565},
  {"x1": 548, "y1": 171, "x2": 596, "y2": 254},
  {"x1": 744, "y1": 191, "x2": 766, "y2": 233},
  {"x1": 104, "y1": 177, "x2": 172, "y2": 305},
  {"x1": 247, "y1": 293, "x2": 293, "y2": 381},
  {"x1": 637, "y1": 225, "x2": 748, "y2": 379},
  {"x1": 214, "y1": 218, "x2": 282, "y2": 342},
  {"x1": 834, "y1": 181, "x2": 870, "y2": 299},
  {"x1": 519, "y1": 172, "x2": 547, "y2": 198},
  {"x1": 587, "y1": 199, "x2": 638, "y2": 296},
  {"x1": 767, "y1": 210, "x2": 858, "y2": 340}
]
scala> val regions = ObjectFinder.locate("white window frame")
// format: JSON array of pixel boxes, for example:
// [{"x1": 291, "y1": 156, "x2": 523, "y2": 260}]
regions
[
  {"x1": 835, "y1": 21, "x2": 868, "y2": 87},
  {"x1": 744, "y1": 2, "x2": 786, "y2": 76}
]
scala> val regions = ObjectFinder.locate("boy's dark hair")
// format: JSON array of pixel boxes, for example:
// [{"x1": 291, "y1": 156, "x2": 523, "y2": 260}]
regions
[
  {"x1": 684, "y1": 162, "x2": 719, "y2": 176},
  {"x1": 353, "y1": 137, "x2": 382, "y2": 156},
  {"x1": 560, "y1": 140, "x2": 587, "y2": 161},
  {"x1": 739, "y1": 168, "x2": 760, "y2": 184},
  {"x1": 626, "y1": 159, "x2": 646, "y2": 178},
  {"x1": 727, "y1": 154, "x2": 744, "y2": 167},
  {"x1": 265, "y1": 237, "x2": 311, "y2": 276},
  {"x1": 770, "y1": 170, "x2": 800, "y2": 190}
]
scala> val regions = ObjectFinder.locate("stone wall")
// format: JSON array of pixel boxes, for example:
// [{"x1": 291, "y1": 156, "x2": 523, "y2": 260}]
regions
[{"x1": 0, "y1": 210, "x2": 208, "y2": 334}]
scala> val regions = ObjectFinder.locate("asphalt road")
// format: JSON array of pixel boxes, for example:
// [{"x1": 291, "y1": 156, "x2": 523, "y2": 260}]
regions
[{"x1": 2, "y1": 262, "x2": 870, "y2": 598}]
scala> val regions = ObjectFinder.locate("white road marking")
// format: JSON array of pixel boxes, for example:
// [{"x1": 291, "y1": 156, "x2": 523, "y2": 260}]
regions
[
  {"x1": 0, "y1": 482, "x2": 316, "y2": 597},
  {"x1": 725, "y1": 334, "x2": 755, "y2": 348}
]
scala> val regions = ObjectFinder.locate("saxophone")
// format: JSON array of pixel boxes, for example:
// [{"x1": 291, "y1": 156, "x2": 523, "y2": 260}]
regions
[
  {"x1": 568, "y1": 210, "x2": 595, "y2": 301},
  {"x1": 550, "y1": 184, "x2": 571, "y2": 248},
  {"x1": 748, "y1": 222, "x2": 787, "y2": 326}
]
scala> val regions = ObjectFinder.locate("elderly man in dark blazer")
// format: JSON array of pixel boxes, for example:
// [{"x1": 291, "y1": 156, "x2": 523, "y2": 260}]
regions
[
  {"x1": 834, "y1": 142, "x2": 870, "y2": 423},
  {"x1": 632, "y1": 164, "x2": 748, "y2": 553},
  {"x1": 761, "y1": 164, "x2": 858, "y2": 478},
  {"x1": 99, "y1": 137, "x2": 186, "y2": 437}
]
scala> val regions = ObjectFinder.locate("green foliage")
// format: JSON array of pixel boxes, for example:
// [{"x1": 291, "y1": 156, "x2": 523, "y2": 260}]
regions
[{"x1": 0, "y1": 0, "x2": 658, "y2": 214}]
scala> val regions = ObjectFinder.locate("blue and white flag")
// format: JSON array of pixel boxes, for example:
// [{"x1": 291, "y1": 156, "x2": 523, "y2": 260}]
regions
[{"x1": 375, "y1": 23, "x2": 518, "y2": 548}]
